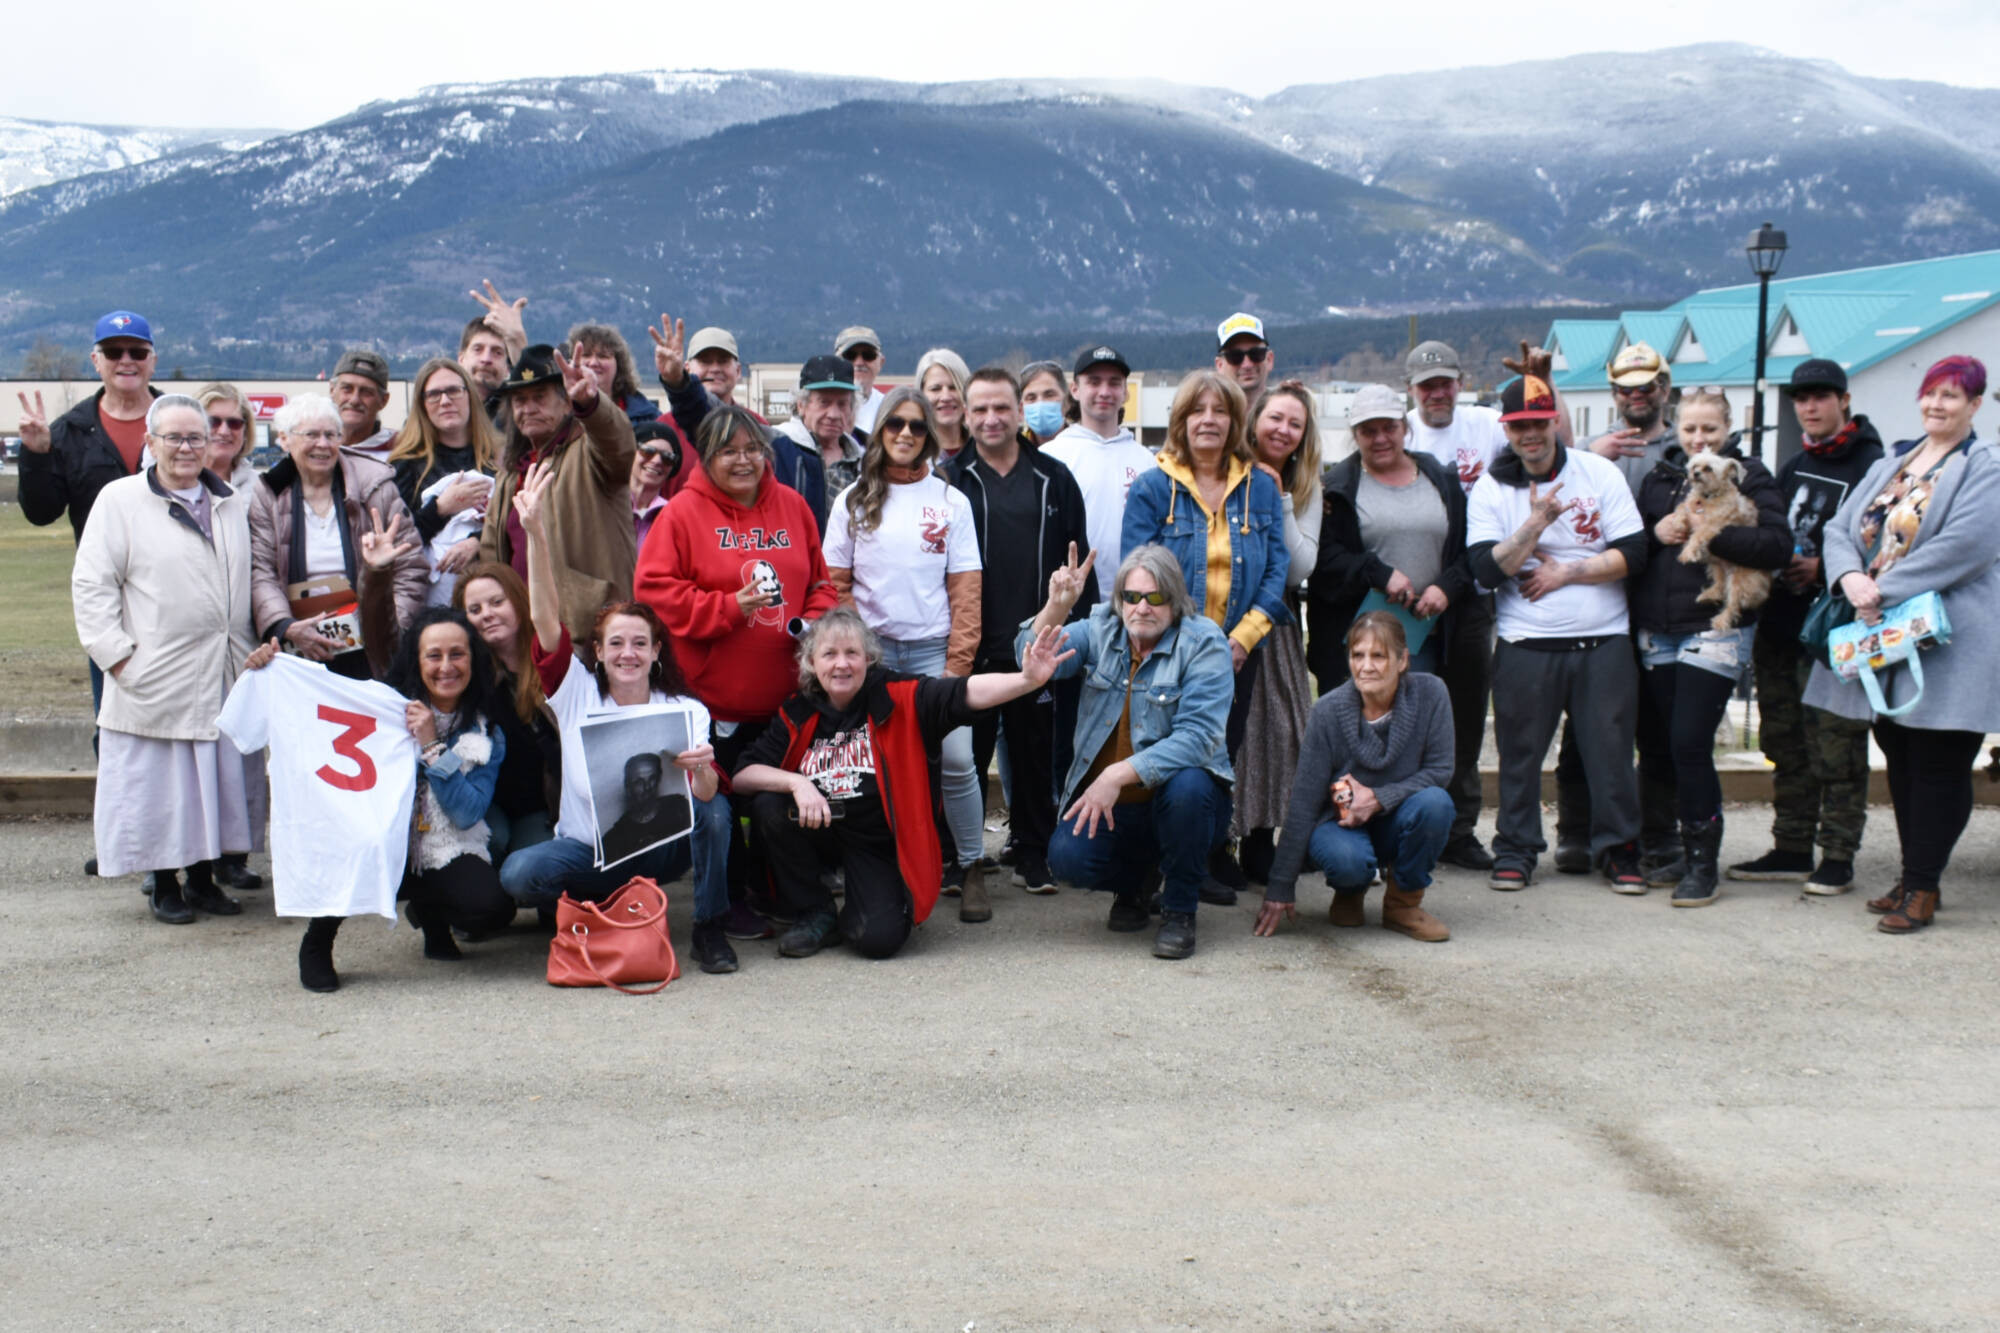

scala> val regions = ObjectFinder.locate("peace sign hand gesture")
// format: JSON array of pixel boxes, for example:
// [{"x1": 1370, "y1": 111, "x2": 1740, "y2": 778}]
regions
[
  {"x1": 359, "y1": 506, "x2": 418, "y2": 572},
  {"x1": 551, "y1": 343, "x2": 600, "y2": 412},
  {"x1": 15, "y1": 391, "x2": 50, "y2": 453},
  {"x1": 647, "y1": 313, "x2": 687, "y2": 388},
  {"x1": 469, "y1": 279, "x2": 528, "y2": 354},
  {"x1": 1046, "y1": 542, "x2": 1097, "y2": 612}
]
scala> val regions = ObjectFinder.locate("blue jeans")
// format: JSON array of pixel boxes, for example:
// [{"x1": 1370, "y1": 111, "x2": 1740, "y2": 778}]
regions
[
  {"x1": 1307, "y1": 786, "x2": 1454, "y2": 893},
  {"x1": 487, "y1": 807, "x2": 554, "y2": 869},
  {"x1": 878, "y1": 635, "x2": 983, "y2": 867},
  {"x1": 1047, "y1": 768, "x2": 1231, "y2": 914},
  {"x1": 498, "y1": 794, "x2": 733, "y2": 922}
]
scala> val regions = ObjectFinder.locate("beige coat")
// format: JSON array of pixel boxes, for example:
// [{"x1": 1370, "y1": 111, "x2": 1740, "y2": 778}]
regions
[
  {"x1": 480, "y1": 395, "x2": 637, "y2": 649},
  {"x1": 72, "y1": 470, "x2": 257, "y2": 741},
  {"x1": 247, "y1": 448, "x2": 427, "y2": 677}
]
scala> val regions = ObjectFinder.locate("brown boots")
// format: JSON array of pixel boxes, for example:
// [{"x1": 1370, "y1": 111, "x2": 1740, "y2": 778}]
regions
[
  {"x1": 1875, "y1": 884, "x2": 1938, "y2": 934},
  {"x1": 958, "y1": 863, "x2": 992, "y2": 923},
  {"x1": 1327, "y1": 892, "x2": 1366, "y2": 928},
  {"x1": 1378, "y1": 873, "x2": 1450, "y2": 943}
]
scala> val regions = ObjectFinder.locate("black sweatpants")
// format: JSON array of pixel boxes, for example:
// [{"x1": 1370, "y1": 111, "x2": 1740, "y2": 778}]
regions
[
  {"x1": 1440, "y1": 595, "x2": 1495, "y2": 840},
  {"x1": 1639, "y1": 663, "x2": 1739, "y2": 823},
  {"x1": 970, "y1": 668, "x2": 1056, "y2": 861},
  {"x1": 1490, "y1": 638, "x2": 1639, "y2": 869},
  {"x1": 751, "y1": 791, "x2": 913, "y2": 959},
  {"x1": 406, "y1": 854, "x2": 515, "y2": 935},
  {"x1": 1874, "y1": 721, "x2": 1984, "y2": 893},
  {"x1": 1557, "y1": 641, "x2": 1678, "y2": 854}
]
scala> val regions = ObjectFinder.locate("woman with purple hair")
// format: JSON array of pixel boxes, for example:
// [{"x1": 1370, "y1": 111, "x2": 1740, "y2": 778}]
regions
[{"x1": 1804, "y1": 355, "x2": 1999, "y2": 934}]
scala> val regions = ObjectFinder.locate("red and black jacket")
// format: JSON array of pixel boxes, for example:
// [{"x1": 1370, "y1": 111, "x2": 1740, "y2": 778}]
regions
[{"x1": 764, "y1": 668, "x2": 975, "y2": 925}]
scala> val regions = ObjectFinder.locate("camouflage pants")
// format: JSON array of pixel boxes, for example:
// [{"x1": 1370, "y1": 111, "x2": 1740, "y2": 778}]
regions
[{"x1": 1753, "y1": 627, "x2": 1869, "y2": 859}]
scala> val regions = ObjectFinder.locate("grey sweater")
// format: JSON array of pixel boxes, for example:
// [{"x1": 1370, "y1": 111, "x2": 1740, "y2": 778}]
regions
[{"x1": 1265, "y1": 672, "x2": 1456, "y2": 903}]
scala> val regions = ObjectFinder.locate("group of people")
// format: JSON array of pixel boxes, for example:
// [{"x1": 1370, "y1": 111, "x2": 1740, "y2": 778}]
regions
[{"x1": 18, "y1": 293, "x2": 1997, "y2": 991}]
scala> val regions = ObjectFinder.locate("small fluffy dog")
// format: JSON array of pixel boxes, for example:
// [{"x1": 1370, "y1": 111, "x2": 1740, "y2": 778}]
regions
[{"x1": 1673, "y1": 453, "x2": 1772, "y2": 631}]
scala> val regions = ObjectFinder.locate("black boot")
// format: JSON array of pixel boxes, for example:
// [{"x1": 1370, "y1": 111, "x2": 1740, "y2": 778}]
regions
[
  {"x1": 148, "y1": 870, "x2": 195, "y2": 925},
  {"x1": 180, "y1": 862, "x2": 242, "y2": 916},
  {"x1": 299, "y1": 917, "x2": 342, "y2": 992},
  {"x1": 691, "y1": 917, "x2": 740, "y2": 974},
  {"x1": 213, "y1": 855, "x2": 263, "y2": 892},
  {"x1": 1671, "y1": 815, "x2": 1723, "y2": 908},
  {"x1": 1238, "y1": 828, "x2": 1276, "y2": 884},
  {"x1": 405, "y1": 898, "x2": 462, "y2": 961}
]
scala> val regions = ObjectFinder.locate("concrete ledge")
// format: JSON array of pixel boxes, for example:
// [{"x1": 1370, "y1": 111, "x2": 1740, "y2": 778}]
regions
[{"x1": 7, "y1": 768, "x2": 2000, "y2": 820}]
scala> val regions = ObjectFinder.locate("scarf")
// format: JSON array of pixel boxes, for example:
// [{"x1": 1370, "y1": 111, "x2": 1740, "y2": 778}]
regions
[
  {"x1": 1802, "y1": 417, "x2": 1863, "y2": 459},
  {"x1": 884, "y1": 461, "x2": 931, "y2": 486}
]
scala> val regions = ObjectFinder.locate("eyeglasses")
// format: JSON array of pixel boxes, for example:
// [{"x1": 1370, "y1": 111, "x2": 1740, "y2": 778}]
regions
[
  {"x1": 1119, "y1": 589, "x2": 1170, "y2": 606},
  {"x1": 842, "y1": 346, "x2": 881, "y2": 363},
  {"x1": 290, "y1": 429, "x2": 342, "y2": 444},
  {"x1": 423, "y1": 385, "x2": 468, "y2": 404},
  {"x1": 207, "y1": 415, "x2": 246, "y2": 432},
  {"x1": 712, "y1": 446, "x2": 764, "y2": 462},
  {"x1": 1221, "y1": 345, "x2": 1270, "y2": 367},
  {"x1": 152, "y1": 433, "x2": 208, "y2": 450},
  {"x1": 97, "y1": 345, "x2": 152, "y2": 361},
  {"x1": 1612, "y1": 380, "x2": 1665, "y2": 396},
  {"x1": 884, "y1": 416, "x2": 929, "y2": 438}
]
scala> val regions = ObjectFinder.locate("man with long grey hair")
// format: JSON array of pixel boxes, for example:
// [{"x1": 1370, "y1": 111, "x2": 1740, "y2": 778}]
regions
[{"x1": 1027, "y1": 542, "x2": 1235, "y2": 960}]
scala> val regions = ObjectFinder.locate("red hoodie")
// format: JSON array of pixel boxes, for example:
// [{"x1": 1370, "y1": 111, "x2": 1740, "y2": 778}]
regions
[{"x1": 635, "y1": 466, "x2": 837, "y2": 723}]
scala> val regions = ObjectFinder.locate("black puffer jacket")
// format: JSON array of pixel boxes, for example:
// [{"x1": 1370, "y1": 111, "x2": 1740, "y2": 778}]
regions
[
  {"x1": 1632, "y1": 440, "x2": 1791, "y2": 635},
  {"x1": 17, "y1": 386, "x2": 161, "y2": 543}
]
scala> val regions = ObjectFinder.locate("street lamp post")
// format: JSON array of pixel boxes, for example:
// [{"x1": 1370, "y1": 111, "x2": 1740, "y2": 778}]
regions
[{"x1": 1746, "y1": 221, "x2": 1789, "y2": 455}]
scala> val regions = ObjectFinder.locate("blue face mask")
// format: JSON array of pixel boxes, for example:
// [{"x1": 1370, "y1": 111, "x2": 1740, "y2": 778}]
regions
[{"x1": 1024, "y1": 400, "x2": 1066, "y2": 438}]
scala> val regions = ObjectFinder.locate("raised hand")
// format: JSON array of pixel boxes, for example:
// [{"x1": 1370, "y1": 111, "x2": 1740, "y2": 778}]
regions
[
  {"x1": 552, "y1": 343, "x2": 600, "y2": 411},
  {"x1": 1019, "y1": 623, "x2": 1076, "y2": 687},
  {"x1": 1527, "y1": 480, "x2": 1572, "y2": 528},
  {"x1": 469, "y1": 280, "x2": 528, "y2": 352},
  {"x1": 1046, "y1": 541, "x2": 1097, "y2": 611},
  {"x1": 15, "y1": 391, "x2": 50, "y2": 453},
  {"x1": 735, "y1": 571, "x2": 779, "y2": 621},
  {"x1": 647, "y1": 314, "x2": 687, "y2": 388},
  {"x1": 1501, "y1": 340, "x2": 1553, "y2": 383},
  {"x1": 514, "y1": 458, "x2": 556, "y2": 538},
  {"x1": 359, "y1": 506, "x2": 418, "y2": 572}
]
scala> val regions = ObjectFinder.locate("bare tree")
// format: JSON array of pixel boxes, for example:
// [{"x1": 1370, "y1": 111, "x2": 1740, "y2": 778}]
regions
[{"x1": 21, "y1": 338, "x2": 85, "y2": 381}]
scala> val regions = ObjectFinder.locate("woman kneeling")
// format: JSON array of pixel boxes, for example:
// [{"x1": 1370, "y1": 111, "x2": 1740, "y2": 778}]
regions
[
  {"x1": 1255, "y1": 612, "x2": 1456, "y2": 941},
  {"x1": 731, "y1": 607, "x2": 1068, "y2": 960}
]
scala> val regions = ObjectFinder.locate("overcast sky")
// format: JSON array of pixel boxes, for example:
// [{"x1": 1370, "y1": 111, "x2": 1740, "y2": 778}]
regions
[{"x1": 6, "y1": 0, "x2": 1989, "y2": 130}]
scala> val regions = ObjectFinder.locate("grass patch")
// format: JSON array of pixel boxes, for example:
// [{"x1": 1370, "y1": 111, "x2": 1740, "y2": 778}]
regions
[{"x1": 0, "y1": 502, "x2": 91, "y2": 721}]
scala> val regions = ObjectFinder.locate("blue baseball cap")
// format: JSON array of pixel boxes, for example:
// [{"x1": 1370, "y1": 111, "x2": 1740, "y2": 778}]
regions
[{"x1": 94, "y1": 310, "x2": 153, "y2": 344}]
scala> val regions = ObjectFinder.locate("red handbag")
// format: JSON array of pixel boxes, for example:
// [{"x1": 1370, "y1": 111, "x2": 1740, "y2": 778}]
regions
[{"x1": 546, "y1": 878, "x2": 680, "y2": 993}]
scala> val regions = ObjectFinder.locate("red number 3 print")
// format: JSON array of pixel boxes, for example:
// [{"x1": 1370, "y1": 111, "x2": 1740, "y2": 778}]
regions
[{"x1": 315, "y1": 704, "x2": 378, "y2": 792}]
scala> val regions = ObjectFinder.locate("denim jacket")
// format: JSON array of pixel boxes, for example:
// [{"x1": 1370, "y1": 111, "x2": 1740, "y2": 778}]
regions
[
  {"x1": 1019, "y1": 601, "x2": 1235, "y2": 809},
  {"x1": 1120, "y1": 454, "x2": 1290, "y2": 651}
]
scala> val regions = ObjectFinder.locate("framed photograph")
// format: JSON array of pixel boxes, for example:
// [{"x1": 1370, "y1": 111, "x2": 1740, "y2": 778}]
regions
[{"x1": 577, "y1": 704, "x2": 700, "y2": 869}]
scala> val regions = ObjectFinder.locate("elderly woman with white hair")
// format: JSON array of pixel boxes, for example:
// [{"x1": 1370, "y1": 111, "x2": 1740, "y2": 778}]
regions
[
  {"x1": 916, "y1": 347, "x2": 973, "y2": 464},
  {"x1": 248, "y1": 394, "x2": 427, "y2": 679},
  {"x1": 72, "y1": 394, "x2": 262, "y2": 924}
]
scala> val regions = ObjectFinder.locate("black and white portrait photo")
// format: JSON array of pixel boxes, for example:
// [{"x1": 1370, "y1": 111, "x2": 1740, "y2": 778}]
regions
[{"x1": 577, "y1": 705, "x2": 700, "y2": 869}]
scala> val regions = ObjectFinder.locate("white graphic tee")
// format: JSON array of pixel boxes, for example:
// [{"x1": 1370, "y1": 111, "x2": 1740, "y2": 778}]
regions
[
  {"x1": 822, "y1": 472, "x2": 981, "y2": 643},
  {"x1": 1466, "y1": 449, "x2": 1643, "y2": 642},
  {"x1": 1406, "y1": 405, "x2": 1508, "y2": 497},
  {"x1": 217, "y1": 655, "x2": 418, "y2": 921}
]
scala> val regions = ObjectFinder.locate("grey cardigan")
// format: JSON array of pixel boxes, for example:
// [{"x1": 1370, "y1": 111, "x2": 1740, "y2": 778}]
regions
[
  {"x1": 1265, "y1": 672, "x2": 1455, "y2": 903},
  {"x1": 1803, "y1": 437, "x2": 2000, "y2": 733}
]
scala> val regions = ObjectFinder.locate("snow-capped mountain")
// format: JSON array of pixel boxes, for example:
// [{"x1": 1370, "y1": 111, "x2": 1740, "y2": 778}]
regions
[
  {"x1": 0, "y1": 116, "x2": 270, "y2": 198},
  {"x1": 2, "y1": 47, "x2": 1995, "y2": 373}
]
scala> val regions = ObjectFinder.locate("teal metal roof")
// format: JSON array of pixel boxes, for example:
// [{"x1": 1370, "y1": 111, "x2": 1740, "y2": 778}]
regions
[
  {"x1": 1548, "y1": 248, "x2": 2000, "y2": 388},
  {"x1": 1548, "y1": 320, "x2": 1620, "y2": 390},
  {"x1": 1617, "y1": 312, "x2": 1688, "y2": 358}
]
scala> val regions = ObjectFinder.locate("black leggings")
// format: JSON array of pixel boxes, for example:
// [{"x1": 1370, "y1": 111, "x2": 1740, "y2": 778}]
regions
[
  {"x1": 1874, "y1": 720, "x2": 1984, "y2": 893},
  {"x1": 406, "y1": 854, "x2": 515, "y2": 935},
  {"x1": 751, "y1": 791, "x2": 913, "y2": 959},
  {"x1": 1640, "y1": 663, "x2": 1738, "y2": 822}
]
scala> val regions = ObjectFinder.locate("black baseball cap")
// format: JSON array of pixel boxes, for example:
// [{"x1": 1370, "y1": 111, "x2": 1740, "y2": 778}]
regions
[
  {"x1": 1072, "y1": 345, "x2": 1130, "y2": 376},
  {"x1": 799, "y1": 355, "x2": 855, "y2": 392},
  {"x1": 1785, "y1": 359, "x2": 1848, "y2": 396}
]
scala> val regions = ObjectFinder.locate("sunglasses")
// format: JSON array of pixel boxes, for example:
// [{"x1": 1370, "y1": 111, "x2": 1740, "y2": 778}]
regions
[
  {"x1": 884, "y1": 416, "x2": 929, "y2": 438},
  {"x1": 638, "y1": 444, "x2": 677, "y2": 462},
  {"x1": 842, "y1": 346, "x2": 881, "y2": 362},
  {"x1": 1221, "y1": 346, "x2": 1270, "y2": 366},
  {"x1": 1119, "y1": 589, "x2": 1170, "y2": 606},
  {"x1": 207, "y1": 415, "x2": 246, "y2": 431},
  {"x1": 1613, "y1": 379, "x2": 1665, "y2": 396},
  {"x1": 97, "y1": 345, "x2": 152, "y2": 361}
]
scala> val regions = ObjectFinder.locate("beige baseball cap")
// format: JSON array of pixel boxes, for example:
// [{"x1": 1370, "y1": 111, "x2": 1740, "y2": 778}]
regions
[{"x1": 1607, "y1": 342, "x2": 1668, "y2": 387}]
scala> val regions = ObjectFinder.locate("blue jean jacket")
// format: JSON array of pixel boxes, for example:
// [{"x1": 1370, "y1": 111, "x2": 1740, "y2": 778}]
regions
[
  {"x1": 1120, "y1": 461, "x2": 1291, "y2": 647},
  {"x1": 1020, "y1": 602, "x2": 1235, "y2": 809}
]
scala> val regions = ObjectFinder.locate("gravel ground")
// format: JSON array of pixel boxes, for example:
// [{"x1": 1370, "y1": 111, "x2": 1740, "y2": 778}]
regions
[{"x1": 2, "y1": 810, "x2": 1996, "y2": 1332}]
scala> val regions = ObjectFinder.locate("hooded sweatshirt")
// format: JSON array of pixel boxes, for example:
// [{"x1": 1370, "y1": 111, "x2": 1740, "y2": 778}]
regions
[{"x1": 634, "y1": 465, "x2": 838, "y2": 723}]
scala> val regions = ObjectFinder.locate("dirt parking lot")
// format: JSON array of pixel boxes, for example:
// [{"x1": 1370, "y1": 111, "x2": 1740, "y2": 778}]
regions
[{"x1": 2, "y1": 811, "x2": 1996, "y2": 1332}]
